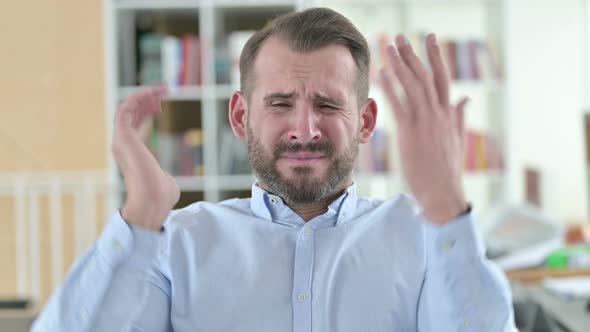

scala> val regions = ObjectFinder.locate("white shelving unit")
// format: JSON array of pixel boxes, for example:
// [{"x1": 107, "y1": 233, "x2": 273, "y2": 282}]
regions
[
  {"x1": 105, "y1": 0, "x2": 322, "y2": 211},
  {"x1": 104, "y1": 0, "x2": 511, "y2": 215},
  {"x1": 322, "y1": 0, "x2": 511, "y2": 214}
]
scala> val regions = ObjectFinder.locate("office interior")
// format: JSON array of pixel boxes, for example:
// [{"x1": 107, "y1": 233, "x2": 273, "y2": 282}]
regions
[{"x1": 1, "y1": 0, "x2": 590, "y2": 331}]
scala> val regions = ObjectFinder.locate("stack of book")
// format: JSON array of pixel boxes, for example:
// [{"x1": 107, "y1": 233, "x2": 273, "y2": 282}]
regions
[
  {"x1": 357, "y1": 128, "x2": 391, "y2": 174},
  {"x1": 464, "y1": 129, "x2": 504, "y2": 171},
  {"x1": 439, "y1": 38, "x2": 503, "y2": 81},
  {"x1": 149, "y1": 128, "x2": 204, "y2": 176},
  {"x1": 371, "y1": 32, "x2": 503, "y2": 83},
  {"x1": 218, "y1": 126, "x2": 251, "y2": 175},
  {"x1": 138, "y1": 33, "x2": 202, "y2": 87}
]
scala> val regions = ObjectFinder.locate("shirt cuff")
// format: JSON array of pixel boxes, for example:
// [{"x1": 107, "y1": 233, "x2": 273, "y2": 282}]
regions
[
  {"x1": 423, "y1": 211, "x2": 486, "y2": 270},
  {"x1": 96, "y1": 210, "x2": 166, "y2": 269}
]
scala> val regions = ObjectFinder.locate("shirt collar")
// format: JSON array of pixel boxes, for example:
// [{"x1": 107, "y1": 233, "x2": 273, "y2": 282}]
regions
[{"x1": 249, "y1": 182, "x2": 358, "y2": 228}]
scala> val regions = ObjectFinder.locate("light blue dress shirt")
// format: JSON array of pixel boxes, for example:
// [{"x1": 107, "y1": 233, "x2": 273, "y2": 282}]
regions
[{"x1": 32, "y1": 184, "x2": 517, "y2": 331}]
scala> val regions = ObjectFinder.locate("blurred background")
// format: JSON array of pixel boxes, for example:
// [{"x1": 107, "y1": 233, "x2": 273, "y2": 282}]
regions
[{"x1": 1, "y1": 0, "x2": 590, "y2": 331}]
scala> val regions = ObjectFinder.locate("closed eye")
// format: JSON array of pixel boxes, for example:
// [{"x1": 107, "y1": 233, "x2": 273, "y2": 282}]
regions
[{"x1": 319, "y1": 104, "x2": 338, "y2": 110}]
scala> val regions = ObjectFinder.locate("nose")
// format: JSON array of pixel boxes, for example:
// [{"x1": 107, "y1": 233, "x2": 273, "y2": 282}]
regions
[{"x1": 287, "y1": 105, "x2": 322, "y2": 143}]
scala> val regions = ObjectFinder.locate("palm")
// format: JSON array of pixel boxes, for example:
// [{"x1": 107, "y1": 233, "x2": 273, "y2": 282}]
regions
[
  {"x1": 112, "y1": 87, "x2": 180, "y2": 230},
  {"x1": 380, "y1": 34, "x2": 469, "y2": 223}
]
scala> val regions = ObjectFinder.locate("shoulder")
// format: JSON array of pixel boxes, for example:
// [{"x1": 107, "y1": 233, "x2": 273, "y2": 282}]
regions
[
  {"x1": 355, "y1": 193, "x2": 422, "y2": 219},
  {"x1": 162, "y1": 197, "x2": 253, "y2": 232}
]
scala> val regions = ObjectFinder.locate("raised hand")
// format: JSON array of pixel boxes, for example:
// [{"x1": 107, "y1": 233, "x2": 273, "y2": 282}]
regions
[
  {"x1": 380, "y1": 34, "x2": 469, "y2": 224},
  {"x1": 112, "y1": 87, "x2": 180, "y2": 231}
]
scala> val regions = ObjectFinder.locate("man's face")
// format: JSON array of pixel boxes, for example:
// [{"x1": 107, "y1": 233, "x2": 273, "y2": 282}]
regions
[{"x1": 244, "y1": 37, "x2": 363, "y2": 205}]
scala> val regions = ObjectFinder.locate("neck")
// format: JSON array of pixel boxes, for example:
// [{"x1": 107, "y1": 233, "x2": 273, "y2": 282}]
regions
[
  {"x1": 289, "y1": 192, "x2": 341, "y2": 222},
  {"x1": 258, "y1": 178, "x2": 352, "y2": 222}
]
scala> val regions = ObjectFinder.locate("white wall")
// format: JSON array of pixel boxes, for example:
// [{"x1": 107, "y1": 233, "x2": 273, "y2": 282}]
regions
[{"x1": 507, "y1": 0, "x2": 589, "y2": 221}]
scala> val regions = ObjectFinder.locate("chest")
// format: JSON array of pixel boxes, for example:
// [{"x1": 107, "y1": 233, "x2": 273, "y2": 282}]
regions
[{"x1": 167, "y1": 218, "x2": 425, "y2": 332}]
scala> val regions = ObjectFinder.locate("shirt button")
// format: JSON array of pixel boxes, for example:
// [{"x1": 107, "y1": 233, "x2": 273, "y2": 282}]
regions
[
  {"x1": 80, "y1": 308, "x2": 89, "y2": 321},
  {"x1": 269, "y1": 197, "x2": 277, "y2": 204},
  {"x1": 297, "y1": 292, "x2": 307, "y2": 302},
  {"x1": 441, "y1": 239, "x2": 455, "y2": 252},
  {"x1": 463, "y1": 317, "x2": 470, "y2": 326},
  {"x1": 304, "y1": 227, "x2": 311, "y2": 236},
  {"x1": 112, "y1": 240, "x2": 123, "y2": 252}
]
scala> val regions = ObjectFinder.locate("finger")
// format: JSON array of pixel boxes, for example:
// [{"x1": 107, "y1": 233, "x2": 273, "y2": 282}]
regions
[
  {"x1": 135, "y1": 86, "x2": 167, "y2": 115},
  {"x1": 117, "y1": 87, "x2": 166, "y2": 128},
  {"x1": 379, "y1": 68, "x2": 407, "y2": 124},
  {"x1": 425, "y1": 33, "x2": 450, "y2": 108},
  {"x1": 385, "y1": 44, "x2": 425, "y2": 115},
  {"x1": 454, "y1": 97, "x2": 470, "y2": 136},
  {"x1": 395, "y1": 34, "x2": 439, "y2": 108}
]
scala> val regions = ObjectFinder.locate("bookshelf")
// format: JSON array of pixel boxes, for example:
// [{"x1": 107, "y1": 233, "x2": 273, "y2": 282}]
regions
[
  {"x1": 105, "y1": 0, "x2": 317, "y2": 211},
  {"x1": 321, "y1": 0, "x2": 510, "y2": 215},
  {"x1": 105, "y1": 0, "x2": 510, "y2": 215}
]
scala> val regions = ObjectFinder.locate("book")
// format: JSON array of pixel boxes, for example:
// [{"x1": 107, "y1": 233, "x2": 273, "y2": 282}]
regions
[
  {"x1": 162, "y1": 35, "x2": 182, "y2": 88},
  {"x1": 370, "y1": 129, "x2": 390, "y2": 173},
  {"x1": 138, "y1": 33, "x2": 201, "y2": 88},
  {"x1": 441, "y1": 40, "x2": 458, "y2": 80},
  {"x1": 468, "y1": 40, "x2": 482, "y2": 80},
  {"x1": 180, "y1": 35, "x2": 192, "y2": 86},
  {"x1": 464, "y1": 129, "x2": 504, "y2": 171},
  {"x1": 485, "y1": 39, "x2": 503, "y2": 79},
  {"x1": 180, "y1": 35, "x2": 202, "y2": 86},
  {"x1": 219, "y1": 126, "x2": 251, "y2": 175},
  {"x1": 464, "y1": 130, "x2": 478, "y2": 171},
  {"x1": 474, "y1": 132, "x2": 488, "y2": 169},
  {"x1": 456, "y1": 40, "x2": 471, "y2": 80},
  {"x1": 180, "y1": 129, "x2": 204, "y2": 176},
  {"x1": 138, "y1": 33, "x2": 163, "y2": 85}
]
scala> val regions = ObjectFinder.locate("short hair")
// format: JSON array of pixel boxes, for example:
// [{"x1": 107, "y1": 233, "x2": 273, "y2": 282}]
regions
[{"x1": 239, "y1": 7, "x2": 370, "y2": 106}]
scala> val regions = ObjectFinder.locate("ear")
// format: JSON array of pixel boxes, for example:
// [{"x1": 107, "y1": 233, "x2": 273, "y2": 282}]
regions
[
  {"x1": 359, "y1": 98, "x2": 378, "y2": 144},
  {"x1": 229, "y1": 91, "x2": 248, "y2": 140}
]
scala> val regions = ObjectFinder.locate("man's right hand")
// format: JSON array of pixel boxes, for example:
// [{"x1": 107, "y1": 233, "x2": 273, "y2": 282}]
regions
[{"x1": 112, "y1": 87, "x2": 180, "y2": 232}]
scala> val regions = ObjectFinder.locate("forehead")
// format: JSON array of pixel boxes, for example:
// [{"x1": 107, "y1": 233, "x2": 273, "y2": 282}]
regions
[{"x1": 251, "y1": 36, "x2": 357, "y2": 101}]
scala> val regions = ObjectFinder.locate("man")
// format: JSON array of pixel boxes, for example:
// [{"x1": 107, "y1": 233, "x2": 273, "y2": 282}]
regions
[{"x1": 33, "y1": 7, "x2": 517, "y2": 332}]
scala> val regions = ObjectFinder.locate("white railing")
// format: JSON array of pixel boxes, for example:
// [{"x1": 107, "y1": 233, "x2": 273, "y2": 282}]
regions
[{"x1": 0, "y1": 171, "x2": 113, "y2": 306}]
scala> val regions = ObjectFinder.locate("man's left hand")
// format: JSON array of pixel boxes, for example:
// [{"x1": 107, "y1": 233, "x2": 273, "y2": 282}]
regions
[{"x1": 379, "y1": 33, "x2": 469, "y2": 225}]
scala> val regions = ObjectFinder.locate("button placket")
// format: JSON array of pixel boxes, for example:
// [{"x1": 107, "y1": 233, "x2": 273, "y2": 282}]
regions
[
  {"x1": 79, "y1": 307, "x2": 89, "y2": 322},
  {"x1": 292, "y1": 226, "x2": 315, "y2": 332},
  {"x1": 297, "y1": 292, "x2": 308, "y2": 302},
  {"x1": 441, "y1": 239, "x2": 456, "y2": 252}
]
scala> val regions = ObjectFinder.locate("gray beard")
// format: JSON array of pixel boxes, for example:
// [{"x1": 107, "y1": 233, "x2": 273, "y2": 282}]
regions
[{"x1": 247, "y1": 126, "x2": 358, "y2": 205}]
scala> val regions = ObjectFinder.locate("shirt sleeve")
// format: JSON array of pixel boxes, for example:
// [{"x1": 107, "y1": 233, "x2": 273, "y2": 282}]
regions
[
  {"x1": 416, "y1": 212, "x2": 518, "y2": 332},
  {"x1": 31, "y1": 211, "x2": 172, "y2": 332}
]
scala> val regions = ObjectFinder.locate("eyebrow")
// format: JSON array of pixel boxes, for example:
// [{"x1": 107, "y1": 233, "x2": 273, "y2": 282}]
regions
[
  {"x1": 314, "y1": 94, "x2": 344, "y2": 107},
  {"x1": 263, "y1": 92, "x2": 345, "y2": 107},
  {"x1": 264, "y1": 92, "x2": 296, "y2": 102}
]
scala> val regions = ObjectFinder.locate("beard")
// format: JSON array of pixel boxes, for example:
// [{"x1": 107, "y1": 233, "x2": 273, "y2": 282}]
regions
[{"x1": 247, "y1": 125, "x2": 358, "y2": 205}]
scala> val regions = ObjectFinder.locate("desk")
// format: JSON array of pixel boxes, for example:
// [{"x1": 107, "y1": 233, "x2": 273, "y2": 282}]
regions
[
  {"x1": 0, "y1": 309, "x2": 36, "y2": 332},
  {"x1": 509, "y1": 269, "x2": 590, "y2": 332},
  {"x1": 512, "y1": 283, "x2": 589, "y2": 332},
  {"x1": 507, "y1": 268, "x2": 590, "y2": 284}
]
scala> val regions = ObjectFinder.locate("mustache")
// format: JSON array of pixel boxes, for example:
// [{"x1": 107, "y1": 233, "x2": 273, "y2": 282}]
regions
[{"x1": 273, "y1": 141, "x2": 334, "y2": 159}]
